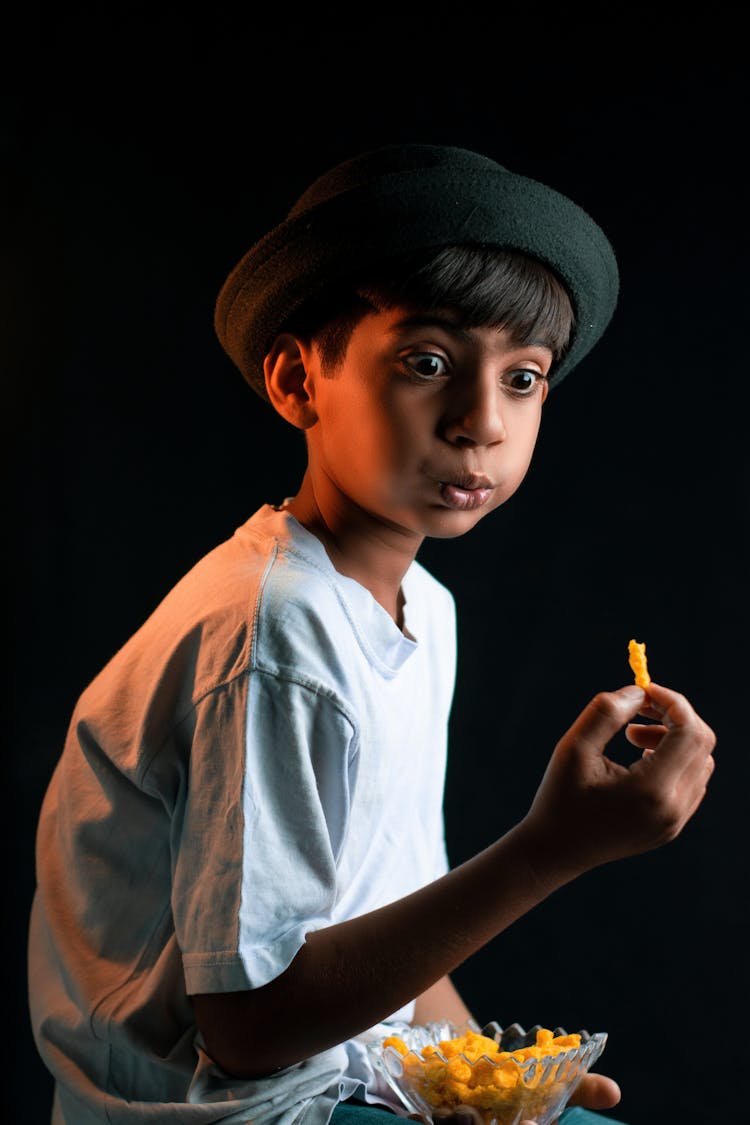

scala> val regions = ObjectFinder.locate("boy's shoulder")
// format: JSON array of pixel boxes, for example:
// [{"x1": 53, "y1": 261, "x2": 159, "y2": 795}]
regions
[
  {"x1": 80, "y1": 504, "x2": 456, "y2": 716},
  {"x1": 76, "y1": 506, "x2": 283, "y2": 710}
]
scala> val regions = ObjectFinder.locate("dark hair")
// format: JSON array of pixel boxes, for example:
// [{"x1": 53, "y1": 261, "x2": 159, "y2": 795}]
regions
[{"x1": 283, "y1": 244, "x2": 575, "y2": 374}]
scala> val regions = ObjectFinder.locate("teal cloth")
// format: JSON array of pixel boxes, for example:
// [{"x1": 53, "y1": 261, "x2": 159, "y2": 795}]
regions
[{"x1": 330, "y1": 1101, "x2": 629, "y2": 1125}]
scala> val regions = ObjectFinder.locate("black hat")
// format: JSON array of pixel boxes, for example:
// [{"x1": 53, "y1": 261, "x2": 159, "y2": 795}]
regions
[{"x1": 214, "y1": 144, "x2": 619, "y2": 400}]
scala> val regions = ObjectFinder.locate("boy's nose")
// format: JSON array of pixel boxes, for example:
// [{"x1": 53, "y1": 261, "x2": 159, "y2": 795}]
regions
[{"x1": 440, "y1": 377, "x2": 507, "y2": 447}]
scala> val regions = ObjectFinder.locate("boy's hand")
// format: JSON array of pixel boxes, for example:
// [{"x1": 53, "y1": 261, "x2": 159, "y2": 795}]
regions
[
  {"x1": 561, "y1": 1070, "x2": 621, "y2": 1114},
  {"x1": 519, "y1": 681, "x2": 716, "y2": 878}
]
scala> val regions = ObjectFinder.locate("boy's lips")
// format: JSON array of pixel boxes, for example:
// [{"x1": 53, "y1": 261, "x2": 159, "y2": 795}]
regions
[{"x1": 437, "y1": 473, "x2": 495, "y2": 511}]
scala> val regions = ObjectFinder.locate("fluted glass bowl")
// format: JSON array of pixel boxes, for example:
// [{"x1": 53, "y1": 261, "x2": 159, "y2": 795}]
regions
[{"x1": 367, "y1": 1020, "x2": 608, "y2": 1125}]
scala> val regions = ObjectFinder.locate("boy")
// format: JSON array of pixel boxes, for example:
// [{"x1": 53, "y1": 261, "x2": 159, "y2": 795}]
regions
[{"x1": 28, "y1": 144, "x2": 716, "y2": 1125}]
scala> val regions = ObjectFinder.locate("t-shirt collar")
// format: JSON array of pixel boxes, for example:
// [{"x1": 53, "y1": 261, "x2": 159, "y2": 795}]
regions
[{"x1": 261, "y1": 503, "x2": 420, "y2": 673}]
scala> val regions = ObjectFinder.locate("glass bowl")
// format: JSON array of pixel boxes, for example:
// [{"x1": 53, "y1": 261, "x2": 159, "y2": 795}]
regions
[{"x1": 367, "y1": 1019, "x2": 608, "y2": 1125}]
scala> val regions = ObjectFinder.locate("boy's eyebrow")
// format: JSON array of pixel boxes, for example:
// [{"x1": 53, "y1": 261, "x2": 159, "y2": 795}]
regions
[
  {"x1": 392, "y1": 312, "x2": 553, "y2": 353},
  {"x1": 391, "y1": 312, "x2": 474, "y2": 341}
]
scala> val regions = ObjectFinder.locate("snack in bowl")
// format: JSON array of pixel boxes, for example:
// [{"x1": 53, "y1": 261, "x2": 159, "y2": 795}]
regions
[
  {"x1": 627, "y1": 638, "x2": 651, "y2": 689},
  {"x1": 368, "y1": 1020, "x2": 608, "y2": 1125}
]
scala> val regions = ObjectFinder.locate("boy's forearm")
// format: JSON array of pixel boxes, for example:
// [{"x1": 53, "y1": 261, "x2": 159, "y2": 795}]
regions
[
  {"x1": 191, "y1": 818, "x2": 572, "y2": 1078},
  {"x1": 412, "y1": 974, "x2": 474, "y2": 1027}
]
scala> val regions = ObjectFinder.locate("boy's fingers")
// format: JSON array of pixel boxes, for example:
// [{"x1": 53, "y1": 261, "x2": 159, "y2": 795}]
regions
[
  {"x1": 635, "y1": 681, "x2": 691, "y2": 729},
  {"x1": 558, "y1": 685, "x2": 646, "y2": 759},
  {"x1": 560, "y1": 681, "x2": 716, "y2": 782},
  {"x1": 566, "y1": 1073, "x2": 621, "y2": 1109},
  {"x1": 625, "y1": 723, "x2": 668, "y2": 750},
  {"x1": 432, "y1": 1107, "x2": 484, "y2": 1125},
  {"x1": 633, "y1": 682, "x2": 716, "y2": 778},
  {"x1": 637, "y1": 700, "x2": 667, "y2": 721}
]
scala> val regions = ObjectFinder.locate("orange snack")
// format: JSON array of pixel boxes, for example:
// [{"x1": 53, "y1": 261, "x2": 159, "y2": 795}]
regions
[
  {"x1": 385, "y1": 1028, "x2": 582, "y2": 1108},
  {"x1": 627, "y1": 638, "x2": 651, "y2": 688}
]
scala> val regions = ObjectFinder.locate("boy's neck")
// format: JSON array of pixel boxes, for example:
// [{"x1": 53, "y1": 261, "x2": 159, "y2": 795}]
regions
[{"x1": 283, "y1": 473, "x2": 422, "y2": 631}]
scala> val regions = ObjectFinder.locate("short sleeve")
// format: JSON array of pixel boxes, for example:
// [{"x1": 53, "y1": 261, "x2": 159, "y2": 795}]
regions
[{"x1": 174, "y1": 669, "x2": 358, "y2": 996}]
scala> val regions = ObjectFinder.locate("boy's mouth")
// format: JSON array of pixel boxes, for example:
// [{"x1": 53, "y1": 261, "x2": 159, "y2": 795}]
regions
[{"x1": 438, "y1": 476, "x2": 494, "y2": 511}]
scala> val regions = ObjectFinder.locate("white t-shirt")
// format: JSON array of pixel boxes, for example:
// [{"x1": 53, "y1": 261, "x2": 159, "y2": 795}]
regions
[{"x1": 29, "y1": 504, "x2": 457, "y2": 1124}]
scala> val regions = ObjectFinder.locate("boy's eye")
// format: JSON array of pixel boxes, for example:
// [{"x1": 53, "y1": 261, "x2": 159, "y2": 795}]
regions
[
  {"x1": 403, "y1": 352, "x2": 449, "y2": 380},
  {"x1": 505, "y1": 368, "x2": 546, "y2": 395}
]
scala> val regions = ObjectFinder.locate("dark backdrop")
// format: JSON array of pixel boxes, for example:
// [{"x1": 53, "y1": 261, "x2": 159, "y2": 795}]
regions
[{"x1": 5, "y1": 13, "x2": 748, "y2": 1124}]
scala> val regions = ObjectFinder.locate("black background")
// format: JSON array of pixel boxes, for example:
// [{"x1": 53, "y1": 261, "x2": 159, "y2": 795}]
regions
[{"x1": 5, "y1": 11, "x2": 748, "y2": 1124}]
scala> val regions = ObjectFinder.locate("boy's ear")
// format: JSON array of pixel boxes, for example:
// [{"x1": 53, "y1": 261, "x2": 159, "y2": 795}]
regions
[{"x1": 263, "y1": 334, "x2": 318, "y2": 430}]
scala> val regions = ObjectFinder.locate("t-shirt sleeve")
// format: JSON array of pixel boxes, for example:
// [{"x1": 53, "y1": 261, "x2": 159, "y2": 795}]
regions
[{"x1": 173, "y1": 668, "x2": 358, "y2": 996}]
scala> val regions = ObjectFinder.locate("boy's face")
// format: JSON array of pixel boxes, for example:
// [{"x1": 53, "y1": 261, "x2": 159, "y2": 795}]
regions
[{"x1": 300, "y1": 305, "x2": 552, "y2": 546}]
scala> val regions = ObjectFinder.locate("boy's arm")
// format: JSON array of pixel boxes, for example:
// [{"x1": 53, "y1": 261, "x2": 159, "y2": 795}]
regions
[
  {"x1": 192, "y1": 681, "x2": 715, "y2": 1079},
  {"x1": 413, "y1": 975, "x2": 474, "y2": 1027},
  {"x1": 191, "y1": 819, "x2": 556, "y2": 1078}
]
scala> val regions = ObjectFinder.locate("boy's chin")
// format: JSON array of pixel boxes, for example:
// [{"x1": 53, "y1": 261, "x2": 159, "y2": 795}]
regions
[{"x1": 421, "y1": 508, "x2": 496, "y2": 539}]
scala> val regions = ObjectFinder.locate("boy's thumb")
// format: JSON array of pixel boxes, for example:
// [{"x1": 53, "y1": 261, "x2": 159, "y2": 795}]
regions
[
  {"x1": 559, "y1": 685, "x2": 646, "y2": 760},
  {"x1": 618, "y1": 684, "x2": 647, "y2": 706}
]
